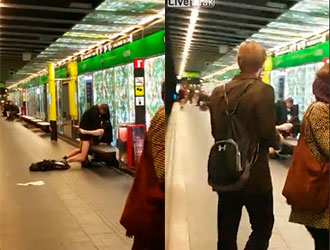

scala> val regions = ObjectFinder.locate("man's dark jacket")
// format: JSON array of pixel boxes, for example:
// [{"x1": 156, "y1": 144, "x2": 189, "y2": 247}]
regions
[
  {"x1": 79, "y1": 105, "x2": 101, "y2": 131},
  {"x1": 208, "y1": 73, "x2": 280, "y2": 193},
  {"x1": 275, "y1": 100, "x2": 288, "y2": 125}
]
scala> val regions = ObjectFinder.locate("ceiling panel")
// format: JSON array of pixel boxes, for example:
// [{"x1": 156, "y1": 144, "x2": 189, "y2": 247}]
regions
[
  {"x1": 3, "y1": 0, "x2": 164, "y2": 85},
  {"x1": 0, "y1": 0, "x2": 104, "y2": 83},
  {"x1": 167, "y1": 0, "x2": 329, "y2": 84}
]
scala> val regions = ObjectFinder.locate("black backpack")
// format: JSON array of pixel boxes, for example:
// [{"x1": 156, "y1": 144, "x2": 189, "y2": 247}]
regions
[
  {"x1": 208, "y1": 81, "x2": 259, "y2": 192},
  {"x1": 29, "y1": 160, "x2": 70, "y2": 171}
]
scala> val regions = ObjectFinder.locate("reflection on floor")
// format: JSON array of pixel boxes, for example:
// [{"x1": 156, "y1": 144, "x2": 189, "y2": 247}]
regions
[
  {"x1": 167, "y1": 103, "x2": 313, "y2": 250},
  {"x1": 0, "y1": 117, "x2": 133, "y2": 250}
]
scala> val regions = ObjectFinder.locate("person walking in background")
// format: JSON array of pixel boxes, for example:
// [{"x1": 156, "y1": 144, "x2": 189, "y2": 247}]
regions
[
  {"x1": 283, "y1": 62, "x2": 329, "y2": 250},
  {"x1": 208, "y1": 41, "x2": 280, "y2": 250},
  {"x1": 120, "y1": 82, "x2": 165, "y2": 250},
  {"x1": 188, "y1": 89, "x2": 194, "y2": 104},
  {"x1": 178, "y1": 88, "x2": 187, "y2": 110}
]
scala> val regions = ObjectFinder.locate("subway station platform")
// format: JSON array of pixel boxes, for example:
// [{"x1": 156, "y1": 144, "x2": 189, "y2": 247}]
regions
[
  {"x1": 166, "y1": 103, "x2": 313, "y2": 250},
  {"x1": 0, "y1": 117, "x2": 133, "y2": 250}
]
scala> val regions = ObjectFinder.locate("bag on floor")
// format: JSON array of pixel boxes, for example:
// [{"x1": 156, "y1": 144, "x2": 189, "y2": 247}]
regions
[
  {"x1": 29, "y1": 160, "x2": 70, "y2": 171},
  {"x1": 208, "y1": 82, "x2": 259, "y2": 192}
]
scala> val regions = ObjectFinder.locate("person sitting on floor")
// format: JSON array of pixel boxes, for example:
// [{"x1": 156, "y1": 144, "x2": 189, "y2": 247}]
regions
[{"x1": 269, "y1": 123, "x2": 294, "y2": 158}]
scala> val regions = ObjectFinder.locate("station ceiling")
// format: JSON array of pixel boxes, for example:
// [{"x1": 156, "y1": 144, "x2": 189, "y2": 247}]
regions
[
  {"x1": 167, "y1": 0, "x2": 329, "y2": 79},
  {"x1": 0, "y1": 0, "x2": 103, "y2": 83},
  {"x1": 0, "y1": 0, "x2": 164, "y2": 86}
]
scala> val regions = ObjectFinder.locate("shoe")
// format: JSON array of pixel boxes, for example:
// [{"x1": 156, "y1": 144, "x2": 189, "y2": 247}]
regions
[
  {"x1": 269, "y1": 153, "x2": 280, "y2": 160},
  {"x1": 56, "y1": 158, "x2": 67, "y2": 165},
  {"x1": 53, "y1": 159, "x2": 70, "y2": 170},
  {"x1": 81, "y1": 160, "x2": 90, "y2": 168},
  {"x1": 90, "y1": 159, "x2": 103, "y2": 168}
]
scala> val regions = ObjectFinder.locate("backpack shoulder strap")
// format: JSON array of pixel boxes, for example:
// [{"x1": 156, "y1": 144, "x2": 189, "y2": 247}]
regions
[
  {"x1": 223, "y1": 79, "x2": 256, "y2": 115},
  {"x1": 223, "y1": 80, "x2": 260, "y2": 166}
]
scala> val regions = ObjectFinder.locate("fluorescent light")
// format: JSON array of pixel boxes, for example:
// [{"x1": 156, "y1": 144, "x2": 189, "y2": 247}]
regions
[
  {"x1": 9, "y1": 7, "x2": 165, "y2": 86},
  {"x1": 179, "y1": 8, "x2": 200, "y2": 77},
  {"x1": 266, "y1": 1, "x2": 287, "y2": 9}
]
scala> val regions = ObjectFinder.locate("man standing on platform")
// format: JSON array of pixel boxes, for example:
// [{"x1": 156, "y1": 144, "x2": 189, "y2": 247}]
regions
[{"x1": 208, "y1": 41, "x2": 280, "y2": 250}]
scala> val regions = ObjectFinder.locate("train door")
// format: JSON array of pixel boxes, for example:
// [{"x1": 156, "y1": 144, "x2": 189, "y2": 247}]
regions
[
  {"x1": 61, "y1": 81, "x2": 72, "y2": 138},
  {"x1": 56, "y1": 80, "x2": 64, "y2": 134},
  {"x1": 44, "y1": 84, "x2": 48, "y2": 121},
  {"x1": 56, "y1": 79, "x2": 71, "y2": 137}
]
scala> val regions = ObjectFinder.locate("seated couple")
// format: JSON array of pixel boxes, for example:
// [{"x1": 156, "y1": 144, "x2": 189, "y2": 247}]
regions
[
  {"x1": 269, "y1": 123, "x2": 296, "y2": 158},
  {"x1": 58, "y1": 104, "x2": 113, "y2": 167}
]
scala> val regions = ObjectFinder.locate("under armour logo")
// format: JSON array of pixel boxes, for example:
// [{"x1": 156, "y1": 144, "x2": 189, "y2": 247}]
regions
[{"x1": 218, "y1": 145, "x2": 226, "y2": 151}]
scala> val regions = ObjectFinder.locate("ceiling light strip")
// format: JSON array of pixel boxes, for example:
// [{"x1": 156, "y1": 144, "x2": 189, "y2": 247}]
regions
[
  {"x1": 201, "y1": 0, "x2": 329, "y2": 81},
  {"x1": 8, "y1": 9, "x2": 165, "y2": 89},
  {"x1": 178, "y1": 8, "x2": 200, "y2": 77}
]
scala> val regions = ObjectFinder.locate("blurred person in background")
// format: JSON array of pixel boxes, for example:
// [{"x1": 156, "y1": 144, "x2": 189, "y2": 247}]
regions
[
  {"x1": 121, "y1": 82, "x2": 165, "y2": 250},
  {"x1": 284, "y1": 62, "x2": 329, "y2": 250},
  {"x1": 178, "y1": 87, "x2": 187, "y2": 110},
  {"x1": 197, "y1": 90, "x2": 210, "y2": 111},
  {"x1": 270, "y1": 98, "x2": 300, "y2": 158},
  {"x1": 188, "y1": 89, "x2": 194, "y2": 104},
  {"x1": 197, "y1": 90, "x2": 209, "y2": 106},
  {"x1": 275, "y1": 97, "x2": 294, "y2": 125},
  {"x1": 287, "y1": 115, "x2": 301, "y2": 138},
  {"x1": 6, "y1": 103, "x2": 19, "y2": 121},
  {"x1": 208, "y1": 41, "x2": 280, "y2": 250},
  {"x1": 2, "y1": 100, "x2": 12, "y2": 117}
]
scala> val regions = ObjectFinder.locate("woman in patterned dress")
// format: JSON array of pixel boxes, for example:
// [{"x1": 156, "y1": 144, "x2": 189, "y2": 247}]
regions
[
  {"x1": 121, "y1": 81, "x2": 165, "y2": 250},
  {"x1": 288, "y1": 62, "x2": 329, "y2": 250}
]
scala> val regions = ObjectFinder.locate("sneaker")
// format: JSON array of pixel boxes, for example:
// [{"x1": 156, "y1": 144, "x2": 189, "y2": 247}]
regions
[
  {"x1": 56, "y1": 158, "x2": 67, "y2": 165},
  {"x1": 53, "y1": 159, "x2": 70, "y2": 170},
  {"x1": 90, "y1": 159, "x2": 103, "y2": 168},
  {"x1": 269, "y1": 153, "x2": 280, "y2": 160}
]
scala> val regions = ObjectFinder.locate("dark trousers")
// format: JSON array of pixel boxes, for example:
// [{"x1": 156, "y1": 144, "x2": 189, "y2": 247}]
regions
[
  {"x1": 217, "y1": 191, "x2": 274, "y2": 250},
  {"x1": 306, "y1": 226, "x2": 329, "y2": 250},
  {"x1": 132, "y1": 235, "x2": 164, "y2": 250},
  {"x1": 280, "y1": 142, "x2": 294, "y2": 155},
  {"x1": 6, "y1": 111, "x2": 18, "y2": 121}
]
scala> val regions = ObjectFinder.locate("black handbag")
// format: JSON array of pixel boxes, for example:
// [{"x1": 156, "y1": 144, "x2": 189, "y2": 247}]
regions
[{"x1": 29, "y1": 160, "x2": 70, "y2": 171}]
